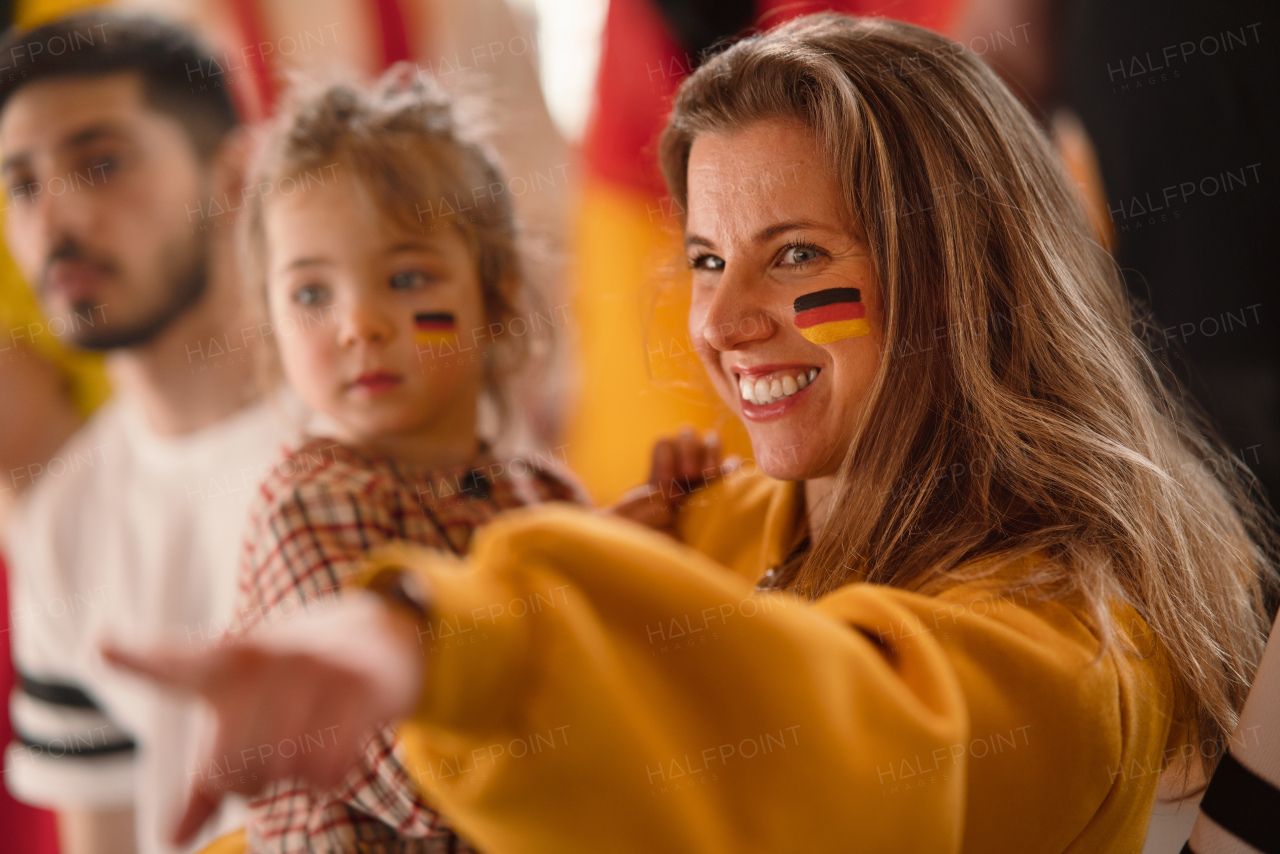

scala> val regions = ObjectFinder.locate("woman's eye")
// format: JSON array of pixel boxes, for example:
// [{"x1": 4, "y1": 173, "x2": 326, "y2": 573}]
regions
[
  {"x1": 391, "y1": 270, "x2": 434, "y2": 290},
  {"x1": 689, "y1": 254, "x2": 726, "y2": 271},
  {"x1": 780, "y1": 243, "x2": 823, "y2": 266},
  {"x1": 293, "y1": 284, "x2": 330, "y2": 307}
]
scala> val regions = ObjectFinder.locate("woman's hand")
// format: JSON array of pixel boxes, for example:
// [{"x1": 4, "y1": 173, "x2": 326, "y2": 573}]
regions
[
  {"x1": 607, "y1": 428, "x2": 735, "y2": 535},
  {"x1": 102, "y1": 591, "x2": 424, "y2": 846}
]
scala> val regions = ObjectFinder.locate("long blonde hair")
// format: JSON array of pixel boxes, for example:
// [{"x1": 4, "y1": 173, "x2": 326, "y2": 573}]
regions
[{"x1": 659, "y1": 13, "x2": 1276, "y2": 778}]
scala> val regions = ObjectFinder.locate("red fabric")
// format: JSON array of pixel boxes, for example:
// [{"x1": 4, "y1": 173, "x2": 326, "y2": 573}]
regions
[
  {"x1": 582, "y1": 0, "x2": 688, "y2": 196},
  {"x1": 583, "y1": 0, "x2": 962, "y2": 196},
  {"x1": 0, "y1": 557, "x2": 60, "y2": 854},
  {"x1": 226, "y1": 0, "x2": 279, "y2": 118},
  {"x1": 367, "y1": 0, "x2": 414, "y2": 68},
  {"x1": 757, "y1": 0, "x2": 957, "y2": 33}
]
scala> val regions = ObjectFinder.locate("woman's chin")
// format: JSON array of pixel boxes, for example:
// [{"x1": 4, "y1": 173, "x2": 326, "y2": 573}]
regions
[{"x1": 744, "y1": 436, "x2": 829, "y2": 482}]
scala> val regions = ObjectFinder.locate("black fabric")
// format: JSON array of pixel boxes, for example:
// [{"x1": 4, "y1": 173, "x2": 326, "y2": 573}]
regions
[
  {"x1": 19, "y1": 671, "x2": 100, "y2": 710},
  {"x1": 1058, "y1": 0, "x2": 1280, "y2": 505},
  {"x1": 1198, "y1": 751, "x2": 1280, "y2": 853},
  {"x1": 12, "y1": 727, "x2": 136, "y2": 757},
  {"x1": 650, "y1": 0, "x2": 754, "y2": 58}
]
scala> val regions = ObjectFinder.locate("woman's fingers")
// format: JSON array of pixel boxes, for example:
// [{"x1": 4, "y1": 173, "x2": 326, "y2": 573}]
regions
[
  {"x1": 102, "y1": 642, "x2": 218, "y2": 696},
  {"x1": 646, "y1": 428, "x2": 731, "y2": 509},
  {"x1": 104, "y1": 599, "x2": 427, "y2": 844},
  {"x1": 650, "y1": 438, "x2": 676, "y2": 496},
  {"x1": 700, "y1": 430, "x2": 722, "y2": 476},
  {"x1": 720, "y1": 453, "x2": 742, "y2": 477},
  {"x1": 607, "y1": 489, "x2": 675, "y2": 532}
]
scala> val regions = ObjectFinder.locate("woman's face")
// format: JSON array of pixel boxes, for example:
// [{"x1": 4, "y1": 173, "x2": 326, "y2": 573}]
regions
[{"x1": 686, "y1": 120, "x2": 883, "y2": 481}]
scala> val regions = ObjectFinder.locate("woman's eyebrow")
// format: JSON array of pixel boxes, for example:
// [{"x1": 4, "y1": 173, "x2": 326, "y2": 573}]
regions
[
  {"x1": 753, "y1": 220, "x2": 823, "y2": 242},
  {"x1": 685, "y1": 220, "x2": 833, "y2": 250}
]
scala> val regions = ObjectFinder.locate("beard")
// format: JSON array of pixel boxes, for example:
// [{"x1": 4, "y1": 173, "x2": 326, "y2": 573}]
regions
[{"x1": 47, "y1": 232, "x2": 210, "y2": 352}]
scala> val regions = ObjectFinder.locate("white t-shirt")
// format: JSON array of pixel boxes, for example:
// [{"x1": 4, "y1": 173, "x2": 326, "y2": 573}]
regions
[{"x1": 4, "y1": 396, "x2": 296, "y2": 854}]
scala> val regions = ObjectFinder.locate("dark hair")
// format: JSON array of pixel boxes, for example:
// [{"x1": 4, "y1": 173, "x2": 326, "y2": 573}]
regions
[{"x1": 0, "y1": 11, "x2": 238, "y2": 158}]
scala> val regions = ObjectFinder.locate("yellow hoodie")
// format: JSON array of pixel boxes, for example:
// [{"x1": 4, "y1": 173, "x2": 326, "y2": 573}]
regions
[{"x1": 209, "y1": 471, "x2": 1183, "y2": 853}]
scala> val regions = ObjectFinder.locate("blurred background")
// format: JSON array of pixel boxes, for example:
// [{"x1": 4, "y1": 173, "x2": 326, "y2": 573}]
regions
[{"x1": 1, "y1": 0, "x2": 1274, "y2": 851}]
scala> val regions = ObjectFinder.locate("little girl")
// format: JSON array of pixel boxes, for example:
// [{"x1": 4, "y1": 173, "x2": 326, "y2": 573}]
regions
[{"x1": 230, "y1": 72, "x2": 586, "y2": 853}]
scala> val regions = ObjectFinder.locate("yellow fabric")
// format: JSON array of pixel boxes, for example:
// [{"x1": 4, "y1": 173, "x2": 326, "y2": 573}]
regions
[
  {"x1": 197, "y1": 828, "x2": 246, "y2": 854},
  {"x1": 562, "y1": 181, "x2": 750, "y2": 504},
  {"x1": 0, "y1": 240, "x2": 109, "y2": 418},
  {"x1": 15, "y1": 0, "x2": 105, "y2": 27},
  {"x1": 360, "y1": 471, "x2": 1183, "y2": 853}
]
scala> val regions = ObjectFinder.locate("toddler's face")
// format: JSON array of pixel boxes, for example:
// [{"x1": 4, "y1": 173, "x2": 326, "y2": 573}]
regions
[{"x1": 264, "y1": 179, "x2": 487, "y2": 450}]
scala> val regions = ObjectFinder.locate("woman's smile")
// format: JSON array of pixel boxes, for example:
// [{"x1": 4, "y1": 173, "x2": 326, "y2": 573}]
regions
[{"x1": 731, "y1": 363, "x2": 821, "y2": 420}]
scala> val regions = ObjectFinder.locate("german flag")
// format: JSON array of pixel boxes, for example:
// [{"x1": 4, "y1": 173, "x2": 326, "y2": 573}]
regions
[
  {"x1": 793, "y1": 288, "x2": 868, "y2": 344},
  {"x1": 413, "y1": 311, "x2": 457, "y2": 347}
]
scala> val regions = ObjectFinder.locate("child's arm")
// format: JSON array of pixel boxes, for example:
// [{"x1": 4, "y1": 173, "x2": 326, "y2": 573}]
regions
[{"x1": 607, "y1": 428, "x2": 735, "y2": 534}]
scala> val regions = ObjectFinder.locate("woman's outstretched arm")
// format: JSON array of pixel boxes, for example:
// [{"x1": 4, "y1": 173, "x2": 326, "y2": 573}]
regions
[{"x1": 108, "y1": 504, "x2": 1170, "y2": 854}]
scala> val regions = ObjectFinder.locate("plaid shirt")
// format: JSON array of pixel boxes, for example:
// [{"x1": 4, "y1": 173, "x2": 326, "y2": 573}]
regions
[{"x1": 236, "y1": 437, "x2": 585, "y2": 853}]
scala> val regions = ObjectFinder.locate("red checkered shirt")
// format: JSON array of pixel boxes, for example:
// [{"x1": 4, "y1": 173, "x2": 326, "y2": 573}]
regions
[{"x1": 236, "y1": 437, "x2": 585, "y2": 853}]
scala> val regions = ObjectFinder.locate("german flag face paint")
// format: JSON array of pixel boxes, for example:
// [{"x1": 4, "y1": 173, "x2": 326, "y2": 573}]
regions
[
  {"x1": 413, "y1": 311, "x2": 457, "y2": 347},
  {"x1": 793, "y1": 288, "x2": 869, "y2": 344}
]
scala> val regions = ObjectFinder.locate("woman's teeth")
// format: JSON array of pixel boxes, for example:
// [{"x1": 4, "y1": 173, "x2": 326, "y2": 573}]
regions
[{"x1": 739, "y1": 369, "x2": 818, "y2": 405}]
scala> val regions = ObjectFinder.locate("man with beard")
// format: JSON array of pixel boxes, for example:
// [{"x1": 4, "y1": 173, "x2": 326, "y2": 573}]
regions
[{"x1": 0, "y1": 13, "x2": 295, "y2": 854}]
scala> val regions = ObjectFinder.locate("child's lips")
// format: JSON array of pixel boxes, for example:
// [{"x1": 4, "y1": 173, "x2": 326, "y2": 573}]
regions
[{"x1": 348, "y1": 371, "x2": 403, "y2": 393}]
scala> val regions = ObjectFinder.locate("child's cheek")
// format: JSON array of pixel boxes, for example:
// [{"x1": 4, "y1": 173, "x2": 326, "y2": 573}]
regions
[{"x1": 279, "y1": 329, "x2": 335, "y2": 411}]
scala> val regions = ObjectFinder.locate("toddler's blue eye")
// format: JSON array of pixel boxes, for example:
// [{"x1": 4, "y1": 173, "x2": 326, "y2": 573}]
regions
[
  {"x1": 391, "y1": 271, "x2": 433, "y2": 290},
  {"x1": 294, "y1": 284, "x2": 330, "y2": 306}
]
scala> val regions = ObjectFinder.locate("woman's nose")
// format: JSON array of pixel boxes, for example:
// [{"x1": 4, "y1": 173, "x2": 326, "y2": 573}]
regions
[{"x1": 699, "y1": 277, "x2": 776, "y2": 351}]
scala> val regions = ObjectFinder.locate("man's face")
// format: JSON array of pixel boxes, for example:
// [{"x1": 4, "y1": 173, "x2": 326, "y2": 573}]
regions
[{"x1": 0, "y1": 73, "x2": 210, "y2": 350}]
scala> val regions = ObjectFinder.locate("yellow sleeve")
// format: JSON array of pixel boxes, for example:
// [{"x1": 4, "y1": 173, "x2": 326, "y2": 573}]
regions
[
  {"x1": 195, "y1": 830, "x2": 246, "y2": 854},
  {"x1": 362, "y1": 505, "x2": 1173, "y2": 854}
]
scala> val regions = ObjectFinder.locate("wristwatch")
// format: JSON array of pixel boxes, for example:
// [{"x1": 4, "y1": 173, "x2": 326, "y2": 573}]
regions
[{"x1": 367, "y1": 566, "x2": 431, "y2": 621}]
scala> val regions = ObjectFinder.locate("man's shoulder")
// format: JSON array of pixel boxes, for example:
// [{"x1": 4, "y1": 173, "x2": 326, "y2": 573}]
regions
[{"x1": 12, "y1": 399, "x2": 129, "y2": 513}]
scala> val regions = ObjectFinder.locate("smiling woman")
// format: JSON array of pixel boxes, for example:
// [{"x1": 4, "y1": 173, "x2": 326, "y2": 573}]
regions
[{"x1": 109, "y1": 13, "x2": 1278, "y2": 854}]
